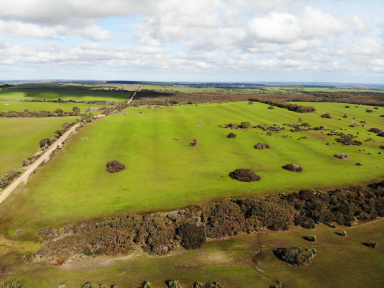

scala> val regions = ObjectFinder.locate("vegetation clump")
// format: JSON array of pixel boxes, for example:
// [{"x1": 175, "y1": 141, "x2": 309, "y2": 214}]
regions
[
  {"x1": 334, "y1": 153, "x2": 349, "y2": 160},
  {"x1": 177, "y1": 223, "x2": 206, "y2": 250},
  {"x1": 106, "y1": 160, "x2": 125, "y2": 173},
  {"x1": 274, "y1": 247, "x2": 316, "y2": 266},
  {"x1": 248, "y1": 98, "x2": 316, "y2": 113},
  {"x1": 367, "y1": 241, "x2": 377, "y2": 248},
  {"x1": 369, "y1": 128, "x2": 383, "y2": 133},
  {"x1": 227, "y1": 133, "x2": 237, "y2": 138},
  {"x1": 193, "y1": 282, "x2": 225, "y2": 288},
  {"x1": 0, "y1": 169, "x2": 21, "y2": 189},
  {"x1": 39, "y1": 138, "x2": 53, "y2": 148},
  {"x1": 366, "y1": 109, "x2": 373, "y2": 113},
  {"x1": 321, "y1": 113, "x2": 331, "y2": 118},
  {"x1": 254, "y1": 143, "x2": 270, "y2": 149},
  {"x1": 229, "y1": 169, "x2": 260, "y2": 182},
  {"x1": 189, "y1": 139, "x2": 198, "y2": 147},
  {"x1": 282, "y1": 164, "x2": 303, "y2": 173},
  {"x1": 268, "y1": 106, "x2": 274, "y2": 109},
  {"x1": 336, "y1": 135, "x2": 362, "y2": 146}
]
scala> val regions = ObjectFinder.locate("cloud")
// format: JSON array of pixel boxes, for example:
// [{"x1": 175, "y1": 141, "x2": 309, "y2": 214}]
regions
[{"x1": 346, "y1": 15, "x2": 369, "y2": 35}]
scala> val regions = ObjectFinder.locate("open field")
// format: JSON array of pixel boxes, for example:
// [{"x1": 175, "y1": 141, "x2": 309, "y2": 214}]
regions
[
  {"x1": 0, "y1": 117, "x2": 78, "y2": 175},
  {"x1": 2, "y1": 101, "x2": 383, "y2": 233},
  {"x1": 2, "y1": 218, "x2": 384, "y2": 287},
  {"x1": 0, "y1": 87, "x2": 131, "y2": 102},
  {"x1": 1, "y1": 101, "x2": 105, "y2": 113}
]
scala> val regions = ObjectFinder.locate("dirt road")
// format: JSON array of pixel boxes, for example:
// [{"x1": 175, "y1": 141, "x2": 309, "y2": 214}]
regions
[
  {"x1": 127, "y1": 85, "x2": 143, "y2": 104},
  {"x1": 0, "y1": 122, "x2": 82, "y2": 205}
]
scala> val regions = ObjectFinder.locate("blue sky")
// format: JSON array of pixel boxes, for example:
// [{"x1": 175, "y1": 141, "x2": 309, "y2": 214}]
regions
[{"x1": 0, "y1": 0, "x2": 383, "y2": 83}]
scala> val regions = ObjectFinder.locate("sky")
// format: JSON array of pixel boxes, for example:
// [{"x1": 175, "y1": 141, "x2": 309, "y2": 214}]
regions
[{"x1": 0, "y1": 0, "x2": 383, "y2": 83}]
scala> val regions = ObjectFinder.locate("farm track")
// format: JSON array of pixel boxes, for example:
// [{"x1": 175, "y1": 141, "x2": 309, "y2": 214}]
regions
[{"x1": 0, "y1": 122, "x2": 82, "y2": 205}]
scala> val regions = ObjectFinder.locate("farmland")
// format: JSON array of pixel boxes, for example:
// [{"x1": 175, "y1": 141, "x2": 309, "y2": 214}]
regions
[
  {"x1": 1, "y1": 101, "x2": 105, "y2": 113},
  {"x1": 2, "y1": 101, "x2": 383, "y2": 233},
  {"x1": 0, "y1": 85, "x2": 133, "y2": 102},
  {"x1": 0, "y1": 117, "x2": 78, "y2": 175}
]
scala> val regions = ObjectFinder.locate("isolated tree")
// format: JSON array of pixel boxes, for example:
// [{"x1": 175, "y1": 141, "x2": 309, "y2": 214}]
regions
[{"x1": 72, "y1": 106, "x2": 81, "y2": 114}]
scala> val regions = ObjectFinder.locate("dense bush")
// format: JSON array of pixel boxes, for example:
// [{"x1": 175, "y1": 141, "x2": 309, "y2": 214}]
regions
[
  {"x1": 227, "y1": 133, "x2": 236, "y2": 138},
  {"x1": 248, "y1": 98, "x2": 316, "y2": 113},
  {"x1": 334, "y1": 153, "x2": 349, "y2": 160},
  {"x1": 189, "y1": 139, "x2": 198, "y2": 147},
  {"x1": 274, "y1": 247, "x2": 316, "y2": 266},
  {"x1": 283, "y1": 164, "x2": 303, "y2": 173},
  {"x1": 254, "y1": 143, "x2": 270, "y2": 149},
  {"x1": 39, "y1": 138, "x2": 53, "y2": 148},
  {"x1": 106, "y1": 160, "x2": 125, "y2": 173},
  {"x1": 240, "y1": 122, "x2": 251, "y2": 129},
  {"x1": 177, "y1": 223, "x2": 206, "y2": 250},
  {"x1": 0, "y1": 169, "x2": 21, "y2": 189},
  {"x1": 229, "y1": 169, "x2": 260, "y2": 182},
  {"x1": 321, "y1": 113, "x2": 331, "y2": 118},
  {"x1": 336, "y1": 135, "x2": 362, "y2": 146},
  {"x1": 268, "y1": 106, "x2": 274, "y2": 109},
  {"x1": 366, "y1": 109, "x2": 373, "y2": 113},
  {"x1": 369, "y1": 128, "x2": 383, "y2": 133}
]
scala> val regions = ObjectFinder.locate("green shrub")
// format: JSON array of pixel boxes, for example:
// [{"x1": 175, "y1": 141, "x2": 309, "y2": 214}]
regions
[
  {"x1": 229, "y1": 169, "x2": 260, "y2": 182},
  {"x1": 0, "y1": 280, "x2": 26, "y2": 288},
  {"x1": 177, "y1": 223, "x2": 206, "y2": 250}
]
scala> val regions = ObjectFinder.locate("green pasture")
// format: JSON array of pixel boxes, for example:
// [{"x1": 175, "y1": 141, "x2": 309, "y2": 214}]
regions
[
  {"x1": 2, "y1": 101, "x2": 384, "y2": 232},
  {"x1": 0, "y1": 87, "x2": 131, "y2": 102},
  {"x1": 1, "y1": 101, "x2": 105, "y2": 113},
  {"x1": 0, "y1": 117, "x2": 78, "y2": 176},
  {"x1": 3, "y1": 218, "x2": 384, "y2": 288}
]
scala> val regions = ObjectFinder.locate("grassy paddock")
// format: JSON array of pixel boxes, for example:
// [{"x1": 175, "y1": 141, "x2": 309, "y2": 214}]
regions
[
  {"x1": 0, "y1": 117, "x2": 78, "y2": 176},
  {"x1": 0, "y1": 88, "x2": 131, "y2": 102},
  {"x1": 1, "y1": 101, "x2": 105, "y2": 113},
  {"x1": 1, "y1": 101, "x2": 383, "y2": 232}
]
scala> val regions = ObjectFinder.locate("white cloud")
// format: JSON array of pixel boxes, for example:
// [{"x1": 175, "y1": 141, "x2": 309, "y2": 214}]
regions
[{"x1": 346, "y1": 15, "x2": 369, "y2": 35}]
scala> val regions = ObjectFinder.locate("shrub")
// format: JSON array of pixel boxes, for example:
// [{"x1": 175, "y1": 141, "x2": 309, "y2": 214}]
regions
[
  {"x1": 283, "y1": 164, "x2": 303, "y2": 173},
  {"x1": 229, "y1": 169, "x2": 260, "y2": 182},
  {"x1": 177, "y1": 223, "x2": 206, "y2": 250},
  {"x1": 336, "y1": 135, "x2": 362, "y2": 146},
  {"x1": 345, "y1": 106, "x2": 350, "y2": 108},
  {"x1": 380, "y1": 146, "x2": 384, "y2": 149},
  {"x1": 0, "y1": 169, "x2": 21, "y2": 189},
  {"x1": 378, "y1": 133, "x2": 384, "y2": 137},
  {"x1": 308, "y1": 235, "x2": 316, "y2": 242},
  {"x1": 72, "y1": 106, "x2": 80, "y2": 114},
  {"x1": 343, "y1": 114, "x2": 348, "y2": 118},
  {"x1": 274, "y1": 247, "x2": 316, "y2": 266},
  {"x1": 321, "y1": 113, "x2": 331, "y2": 118},
  {"x1": 142, "y1": 282, "x2": 152, "y2": 288},
  {"x1": 368, "y1": 241, "x2": 377, "y2": 248},
  {"x1": 0, "y1": 280, "x2": 26, "y2": 288},
  {"x1": 167, "y1": 280, "x2": 180, "y2": 288},
  {"x1": 254, "y1": 143, "x2": 270, "y2": 149},
  {"x1": 366, "y1": 109, "x2": 373, "y2": 113},
  {"x1": 189, "y1": 139, "x2": 198, "y2": 147},
  {"x1": 268, "y1": 106, "x2": 274, "y2": 109},
  {"x1": 369, "y1": 128, "x2": 383, "y2": 133},
  {"x1": 240, "y1": 122, "x2": 251, "y2": 129},
  {"x1": 248, "y1": 101, "x2": 253, "y2": 105},
  {"x1": 342, "y1": 231, "x2": 347, "y2": 236},
  {"x1": 106, "y1": 160, "x2": 125, "y2": 173},
  {"x1": 227, "y1": 133, "x2": 237, "y2": 138},
  {"x1": 39, "y1": 138, "x2": 53, "y2": 147},
  {"x1": 334, "y1": 153, "x2": 349, "y2": 160}
]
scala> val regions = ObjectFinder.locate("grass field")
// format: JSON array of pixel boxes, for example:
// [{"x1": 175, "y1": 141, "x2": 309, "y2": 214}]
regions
[
  {"x1": 2, "y1": 218, "x2": 384, "y2": 288},
  {"x1": 0, "y1": 87, "x2": 131, "y2": 102},
  {"x1": 2, "y1": 101, "x2": 383, "y2": 233},
  {"x1": 0, "y1": 117, "x2": 78, "y2": 176},
  {"x1": 1, "y1": 101, "x2": 105, "y2": 113}
]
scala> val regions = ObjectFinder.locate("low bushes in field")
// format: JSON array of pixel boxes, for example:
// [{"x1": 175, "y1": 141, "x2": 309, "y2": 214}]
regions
[
  {"x1": 369, "y1": 128, "x2": 383, "y2": 133},
  {"x1": 366, "y1": 109, "x2": 373, "y2": 113},
  {"x1": 248, "y1": 98, "x2": 316, "y2": 113},
  {"x1": 193, "y1": 283, "x2": 225, "y2": 288},
  {"x1": 227, "y1": 132, "x2": 236, "y2": 138},
  {"x1": 334, "y1": 153, "x2": 349, "y2": 160},
  {"x1": 0, "y1": 279, "x2": 26, "y2": 288},
  {"x1": 274, "y1": 247, "x2": 316, "y2": 266},
  {"x1": 189, "y1": 139, "x2": 198, "y2": 147},
  {"x1": 254, "y1": 143, "x2": 270, "y2": 149},
  {"x1": 268, "y1": 106, "x2": 274, "y2": 109},
  {"x1": 321, "y1": 113, "x2": 331, "y2": 118},
  {"x1": 106, "y1": 160, "x2": 125, "y2": 173},
  {"x1": 283, "y1": 164, "x2": 303, "y2": 173},
  {"x1": 229, "y1": 169, "x2": 260, "y2": 182},
  {"x1": 336, "y1": 135, "x2": 362, "y2": 146}
]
